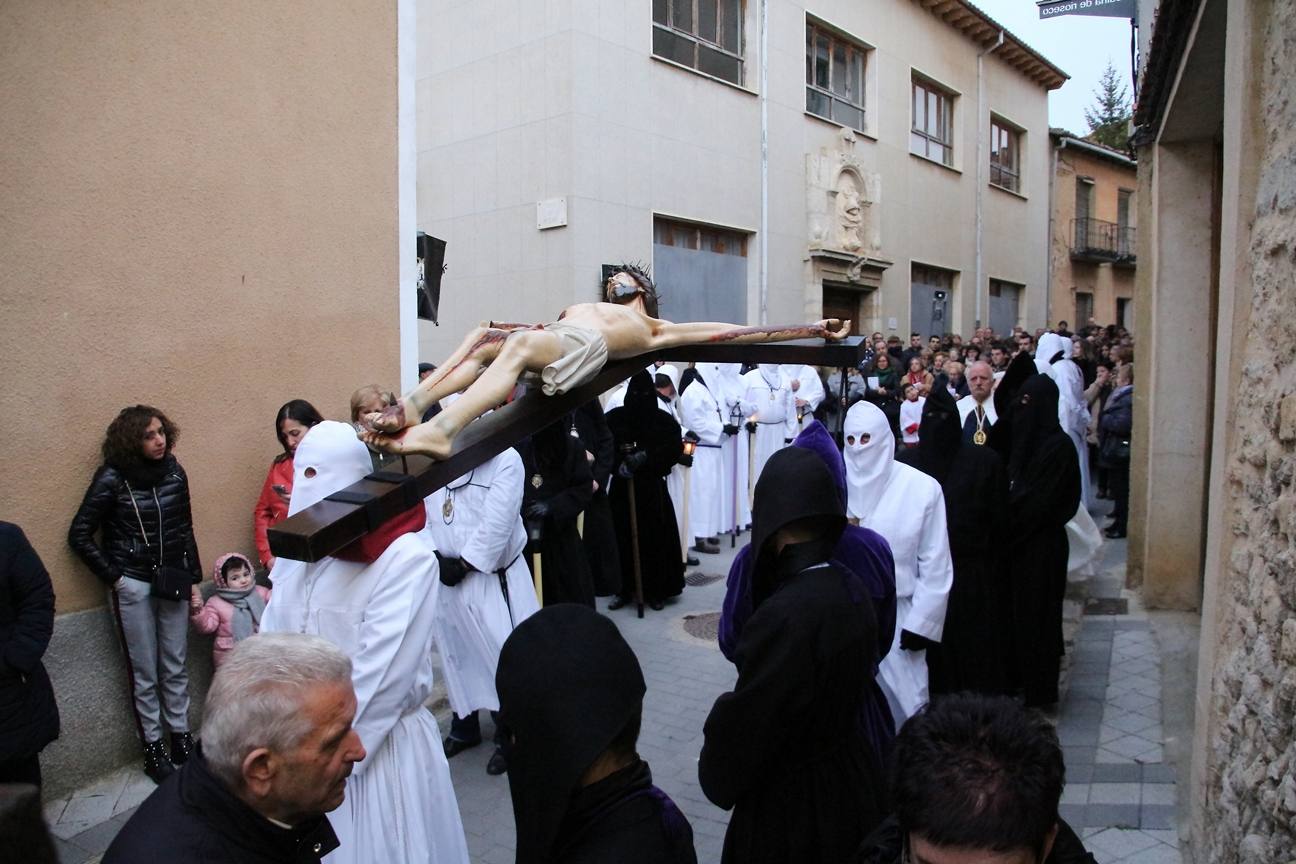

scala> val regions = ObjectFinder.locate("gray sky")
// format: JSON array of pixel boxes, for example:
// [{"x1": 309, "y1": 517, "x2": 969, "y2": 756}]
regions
[{"x1": 971, "y1": 0, "x2": 1137, "y2": 134}]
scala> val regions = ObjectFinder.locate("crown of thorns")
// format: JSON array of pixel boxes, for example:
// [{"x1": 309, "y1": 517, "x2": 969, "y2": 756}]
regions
[{"x1": 603, "y1": 262, "x2": 661, "y2": 315}]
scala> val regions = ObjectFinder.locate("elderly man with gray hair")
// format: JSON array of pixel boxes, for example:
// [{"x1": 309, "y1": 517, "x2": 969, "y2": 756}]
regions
[{"x1": 104, "y1": 633, "x2": 366, "y2": 864}]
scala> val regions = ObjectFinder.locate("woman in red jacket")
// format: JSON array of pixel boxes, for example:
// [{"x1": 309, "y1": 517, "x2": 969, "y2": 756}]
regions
[{"x1": 253, "y1": 400, "x2": 324, "y2": 570}]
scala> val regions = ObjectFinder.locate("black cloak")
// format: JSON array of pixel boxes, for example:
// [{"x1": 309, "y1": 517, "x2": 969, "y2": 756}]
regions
[
  {"x1": 571, "y1": 401, "x2": 622, "y2": 596},
  {"x1": 699, "y1": 448, "x2": 885, "y2": 864},
  {"x1": 986, "y1": 351, "x2": 1038, "y2": 464},
  {"x1": 1005, "y1": 374, "x2": 1080, "y2": 706},
  {"x1": 496, "y1": 605, "x2": 696, "y2": 864},
  {"x1": 518, "y1": 418, "x2": 595, "y2": 607},
  {"x1": 897, "y1": 387, "x2": 1012, "y2": 695},
  {"x1": 605, "y1": 372, "x2": 685, "y2": 605}
]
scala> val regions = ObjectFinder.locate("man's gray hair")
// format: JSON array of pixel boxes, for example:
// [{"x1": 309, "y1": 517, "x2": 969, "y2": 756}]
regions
[{"x1": 202, "y1": 633, "x2": 353, "y2": 788}]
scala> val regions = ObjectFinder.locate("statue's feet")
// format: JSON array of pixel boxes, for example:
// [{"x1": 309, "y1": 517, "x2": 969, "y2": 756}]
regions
[
  {"x1": 359, "y1": 422, "x2": 453, "y2": 460},
  {"x1": 364, "y1": 398, "x2": 413, "y2": 434}
]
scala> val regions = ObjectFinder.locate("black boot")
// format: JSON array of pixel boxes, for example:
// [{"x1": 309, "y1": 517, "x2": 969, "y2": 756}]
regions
[
  {"x1": 143, "y1": 739, "x2": 175, "y2": 784},
  {"x1": 170, "y1": 731, "x2": 195, "y2": 765}
]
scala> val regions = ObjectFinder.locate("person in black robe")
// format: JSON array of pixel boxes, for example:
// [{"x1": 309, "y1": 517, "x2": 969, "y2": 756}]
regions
[
  {"x1": 570, "y1": 400, "x2": 622, "y2": 596},
  {"x1": 699, "y1": 447, "x2": 885, "y2": 864},
  {"x1": 518, "y1": 418, "x2": 595, "y2": 607},
  {"x1": 897, "y1": 383, "x2": 1012, "y2": 696},
  {"x1": 605, "y1": 371, "x2": 686, "y2": 611},
  {"x1": 1004, "y1": 374, "x2": 1081, "y2": 707},
  {"x1": 496, "y1": 604, "x2": 696, "y2": 864}
]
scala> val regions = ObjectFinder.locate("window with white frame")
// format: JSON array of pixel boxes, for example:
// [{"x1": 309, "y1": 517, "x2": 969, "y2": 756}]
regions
[
  {"x1": 990, "y1": 117, "x2": 1021, "y2": 192},
  {"x1": 805, "y1": 21, "x2": 868, "y2": 132},
  {"x1": 652, "y1": 0, "x2": 744, "y2": 86},
  {"x1": 910, "y1": 76, "x2": 954, "y2": 166}
]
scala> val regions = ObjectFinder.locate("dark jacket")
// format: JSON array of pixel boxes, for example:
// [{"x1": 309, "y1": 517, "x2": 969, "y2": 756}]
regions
[
  {"x1": 1099, "y1": 385, "x2": 1133, "y2": 440},
  {"x1": 0, "y1": 523, "x2": 60, "y2": 761},
  {"x1": 68, "y1": 457, "x2": 202, "y2": 585},
  {"x1": 104, "y1": 751, "x2": 340, "y2": 864}
]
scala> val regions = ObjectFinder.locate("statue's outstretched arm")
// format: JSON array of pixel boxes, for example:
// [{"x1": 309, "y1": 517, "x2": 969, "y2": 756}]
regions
[{"x1": 648, "y1": 318, "x2": 851, "y2": 350}]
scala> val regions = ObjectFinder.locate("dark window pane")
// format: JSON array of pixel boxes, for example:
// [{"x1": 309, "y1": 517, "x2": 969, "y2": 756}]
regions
[
  {"x1": 698, "y1": 44, "x2": 740, "y2": 83},
  {"x1": 833, "y1": 99, "x2": 863, "y2": 131},
  {"x1": 671, "y1": 0, "x2": 693, "y2": 33},
  {"x1": 847, "y1": 49, "x2": 862, "y2": 103},
  {"x1": 720, "y1": 0, "x2": 740, "y2": 51},
  {"x1": 653, "y1": 0, "x2": 669, "y2": 25},
  {"x1": 653, "y1": 26, "x2": 695, "y2": 66},
  {"x1": 807, "y1": 87, "x2": 830, "y2": 118},
  {"x1": 831, "y1": 42, "x2": 848, "y2": 96},
  {"x1": 805, "y1": 27, "x2": 813, "y2": 83},
  {"x1": 815, "y1": 34, "x2": 830, "y2": 89},
  {"x1": 698, "y1": 0, "x2": 718, "y2": 43}
]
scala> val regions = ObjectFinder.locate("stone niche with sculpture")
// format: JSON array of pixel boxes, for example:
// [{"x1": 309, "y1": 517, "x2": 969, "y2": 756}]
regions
[{"x1": 806, "y1": 128, "x2": 891, "y2": 291}]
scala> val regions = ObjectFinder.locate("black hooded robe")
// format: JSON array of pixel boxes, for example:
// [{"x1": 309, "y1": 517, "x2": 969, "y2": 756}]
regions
[
  {"x1": 699, "y1": 448, "x2": 885, "y2": 864},
  {"x1": 571, "y1": 401, "x2": 623, "y2": 596},
  {"x1": 897, "y1": 384, "x2": 1013, "y2": 696},
  {"x1": 605, "y1": 372, "x2": 685, "y2": 605},
  {"x1": 518, "y1": 420, "x2": 596, "y2": 608},
  {"x1": 1005, "y1": 375, "x2": 1081, "y2": 707}
]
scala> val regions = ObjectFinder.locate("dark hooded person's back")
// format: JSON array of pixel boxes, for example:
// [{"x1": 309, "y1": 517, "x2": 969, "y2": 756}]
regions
[
  {"x1": 897, "y1": 386, "x2": 1012, "y2": 695},
  {"x1": 496, "y1": 605, "x2": 696, "y2": 864},
  {"x1": 700, "y1": 448, "x2": 885, "y2": 864}
]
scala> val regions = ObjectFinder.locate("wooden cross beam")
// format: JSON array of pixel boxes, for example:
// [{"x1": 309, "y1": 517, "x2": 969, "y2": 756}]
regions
[{"x1": 267, "y1": 336, "x2": 870, "y2": 562}]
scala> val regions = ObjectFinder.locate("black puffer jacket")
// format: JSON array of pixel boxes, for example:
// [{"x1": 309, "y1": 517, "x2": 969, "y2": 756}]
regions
[
  {"x1": 0, "y1": 522, "x2": 60, "y2": 761},
  {"x1": 68, "y1": 456, "x2": 202, "y2": 585}
]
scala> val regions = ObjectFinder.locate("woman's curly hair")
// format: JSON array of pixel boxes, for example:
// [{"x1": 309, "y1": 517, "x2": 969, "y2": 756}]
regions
[{"x1": 102, "y1": 405, "x2": 178, "y2": 468}]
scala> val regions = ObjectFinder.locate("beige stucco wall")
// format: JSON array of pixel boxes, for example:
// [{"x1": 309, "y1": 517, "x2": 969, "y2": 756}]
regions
[
  {"x1": 1048, "y1": 145, "x2": 1137, "y2": 327},
  {"x1": 416, "y1": 0, "x2": 1054, "y2": 363},
  {"x1": 0, "y1": 0, "x2": 402, "y2": 793}
]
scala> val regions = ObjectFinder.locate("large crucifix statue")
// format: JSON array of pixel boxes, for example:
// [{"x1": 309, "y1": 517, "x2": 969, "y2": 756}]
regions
[{"x1": 359, "y1": 264, "x2": 850, "y2": 458}]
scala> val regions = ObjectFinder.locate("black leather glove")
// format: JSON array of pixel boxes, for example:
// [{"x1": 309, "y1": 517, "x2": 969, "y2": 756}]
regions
[
  {"x1": 524, "y1": 500, "x2": 551, "y2": 520},
  {"x1": 723, "y1": 423, "x2": 740, "y2": 436},
  {"x1": 435, "y1": 551, "x2": 468, "y2": 588},
  {"x1": 677, "y1": 453, "x2": 694, "y2": 468},
  {"x1": 745, "y1": 420, "x2": 758, "y2": 434},
  {"x1": 617, "y1": 450, "x2": 648, "y2": 478},
  {"x1": 899, "y1": 629, "x2": 938, "y2": 652}
]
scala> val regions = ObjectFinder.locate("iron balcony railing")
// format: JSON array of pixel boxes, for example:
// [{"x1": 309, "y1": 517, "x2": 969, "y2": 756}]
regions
[{"x1": 1071, "y1": 218, "x2": 1136, "y2": 265}]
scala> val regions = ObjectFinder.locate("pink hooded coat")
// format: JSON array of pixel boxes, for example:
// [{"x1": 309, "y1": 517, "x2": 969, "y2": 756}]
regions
[{"x1": 190, "y1": 552, "x2": 271, "y2": 667}]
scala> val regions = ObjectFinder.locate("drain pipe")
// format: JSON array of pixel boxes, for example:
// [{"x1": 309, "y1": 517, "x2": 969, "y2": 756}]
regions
[
  {"x1": 759, "y1": 0, "x2": 770, "y2": 325},
  {"x1": 975, "y1": 29, "x2": 1004, "y2": 331}
]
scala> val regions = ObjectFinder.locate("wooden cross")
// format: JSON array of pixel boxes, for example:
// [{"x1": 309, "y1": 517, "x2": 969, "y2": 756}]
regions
[{"x1": 267, "y1": 337, "x2": 869, "y2": 562}]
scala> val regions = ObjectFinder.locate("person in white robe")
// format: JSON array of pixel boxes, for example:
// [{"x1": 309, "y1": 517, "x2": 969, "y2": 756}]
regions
[
  {"x1": 780, "y1": 363, "x2": 826, "y2": 436},
  {"x1": 678, "y1": 366, "x2": 725, "y2": 552},
  {"x1": 1036, "y1": 332, "x2": 1093, "y2": 509},
  {"x1": 742, "y1": 364, "x2": 796, "y2": 486},
  {"x1": 425, "y1": 447, "x2": 539, "y2": 774},
  {"x1": 261, "y1": 421, "x2": 470, "y2": 864},
  {"x1": 899, "y1": 388, "x2": 926, "y2": 447},
  {"x1": 709, "y1": 362, "x2": 752, "y2": 536},
  {"x1": 843, "y1": 402, "x2": 953, "y2": 729}
]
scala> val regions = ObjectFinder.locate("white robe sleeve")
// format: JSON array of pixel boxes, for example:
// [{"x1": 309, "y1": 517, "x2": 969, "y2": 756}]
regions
[
  {"x1": 797, "y1": 367, "x2": 826, "y2": 411},
  {"x1": 681, "y1": 388, "x2": 724, "y2": 446},
  {"x1": 902, "y1": 487, "x2": 953, "y2": 643},
  {"x1": 458, "y1": 450, "x2": 525, "y2": 572},
  {"x1": 348, "y1": 539, "x2": 440, "y2": 774}
]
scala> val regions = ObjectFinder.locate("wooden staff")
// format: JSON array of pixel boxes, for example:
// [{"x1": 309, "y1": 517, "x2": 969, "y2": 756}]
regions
[
  {"x1": 532, "y1": 552, "x2": 543, "y2": 607},
  {"x1": 621, "y1": 443, "x2": 646, "y2": 618}
]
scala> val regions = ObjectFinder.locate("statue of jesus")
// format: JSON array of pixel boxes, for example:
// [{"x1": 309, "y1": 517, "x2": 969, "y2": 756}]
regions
[{"x1": 361, "y1": 264, "x2": 850, "y2": 458}]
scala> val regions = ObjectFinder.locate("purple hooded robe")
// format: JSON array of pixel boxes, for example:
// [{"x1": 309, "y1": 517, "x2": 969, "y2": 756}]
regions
[{"x1": 718, "y1": 420, "x2": 899, "y2": 758}]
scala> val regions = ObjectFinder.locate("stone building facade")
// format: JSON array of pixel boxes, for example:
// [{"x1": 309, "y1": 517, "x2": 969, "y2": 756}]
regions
[
  {"x1": 414, "y1": 0, "x2": 1066, "y2": 363},
  {"x1": 0, "y1": 0, "x2": 417, "y2": 795},
  {"x1": 1131, "y1": 0, "x2": 1295, "y2": 858},
  {"x1": 1047, "y1": 131, "x2": 1137, "y2": 330}
]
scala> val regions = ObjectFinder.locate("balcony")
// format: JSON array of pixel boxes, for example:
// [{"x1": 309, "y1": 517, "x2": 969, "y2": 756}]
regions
[{"x1": 1071, "y1": 218, "x2": 1136, "y2": 266}]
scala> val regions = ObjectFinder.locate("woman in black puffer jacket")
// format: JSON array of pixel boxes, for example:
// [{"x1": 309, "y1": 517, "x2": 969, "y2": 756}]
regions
[{"x1": 68, "y1": 405, "x2": 202, "y2": 783}]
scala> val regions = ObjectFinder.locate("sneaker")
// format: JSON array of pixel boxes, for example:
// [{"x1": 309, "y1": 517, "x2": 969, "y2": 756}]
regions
[
  {"x1": 170, "y1": 731, "x2": 195, "y2": 765},
  {"x1": 143, "y1": 739, "x2": 175, "y2": 784}
]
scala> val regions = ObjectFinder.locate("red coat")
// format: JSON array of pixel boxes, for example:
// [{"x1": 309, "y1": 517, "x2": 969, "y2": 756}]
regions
[{"x1": 252, "y1": 457, "x2": 294, "y2": 568}]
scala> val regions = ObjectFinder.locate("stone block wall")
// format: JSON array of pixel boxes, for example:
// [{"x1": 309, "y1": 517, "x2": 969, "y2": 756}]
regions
[{"x1": 1198, "y1": 5, "x2": 1296, "y2": 859}]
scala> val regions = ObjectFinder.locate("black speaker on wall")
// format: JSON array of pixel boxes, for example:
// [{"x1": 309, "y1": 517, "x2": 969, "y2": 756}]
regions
[{"x1": 417, "y1": 233, "x2": 446, "y2": 324}]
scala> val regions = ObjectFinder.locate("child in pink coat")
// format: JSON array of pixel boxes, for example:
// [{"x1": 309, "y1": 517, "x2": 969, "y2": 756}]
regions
[{"x1": 190, "y1": 553, "x2": 272, "y2": 668}]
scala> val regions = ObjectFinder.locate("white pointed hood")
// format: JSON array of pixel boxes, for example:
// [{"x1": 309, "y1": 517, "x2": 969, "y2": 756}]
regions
[
  {"x1": 288, "y1": 421, "x2": 374, "y2": 516},
  {"x1": 843, "y1": 401, "x2": 895, "y2": 523},
  {"x1": 1035, "y1": 332, "x2": 1069, "y2": 373}
]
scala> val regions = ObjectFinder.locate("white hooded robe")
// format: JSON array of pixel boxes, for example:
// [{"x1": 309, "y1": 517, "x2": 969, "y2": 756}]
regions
[
  {"x1": 678, "y1": 370, "x2": 725, "y2": 541},
  {"x1": 261, "y1": 421, "x2": 470, "y2": 864},
  {"x1": 1036, "y1": 332, "x2": 1093, "y2": 509},
  {"x1": 843, "y1": 403, "x2": 953, "y2": 728},
  {"x1": 743, "y1": 364, "x2": 796, "y2": 485}
]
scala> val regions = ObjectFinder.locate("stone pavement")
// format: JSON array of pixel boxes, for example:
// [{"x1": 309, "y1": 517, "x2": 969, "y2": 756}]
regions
[{"x1": 45, "y1": 520, "x2": 1191, "y2": 864}]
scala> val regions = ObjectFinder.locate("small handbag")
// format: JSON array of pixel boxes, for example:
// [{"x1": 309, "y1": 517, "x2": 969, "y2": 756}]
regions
[
  {"x1": 126, "y1": 481, "x2": 191, "y2": 602},
  {"x1": 1101, "y1": 435, "x2": 1131, "y2": 463}
]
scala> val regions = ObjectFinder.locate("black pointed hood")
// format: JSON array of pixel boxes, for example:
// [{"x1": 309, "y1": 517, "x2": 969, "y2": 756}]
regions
[
  {"x1": 496, "y1": 604, "x2": 646, "y2": 864},
  {"x1": 912, "y1": 384, "x2": 961, "y2": 484},
  {"x1": 1008, "y1": 373, "x2": 1062, "y2": 482},
  {"x1": 988, "y1": 352, "x2": 1038, "y2": 462}
]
